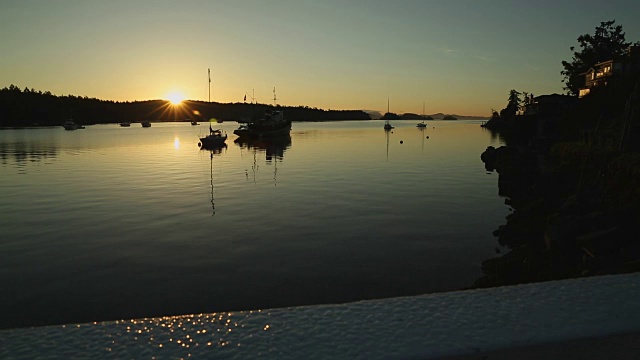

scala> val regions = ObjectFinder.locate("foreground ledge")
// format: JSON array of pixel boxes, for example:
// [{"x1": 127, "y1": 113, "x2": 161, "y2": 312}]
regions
[{"x1": 2, "y1": 273, "x2": 640, "y2": 359}]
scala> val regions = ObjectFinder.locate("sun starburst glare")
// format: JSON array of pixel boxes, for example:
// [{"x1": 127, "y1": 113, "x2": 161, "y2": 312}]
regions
[{"x1": 166, "y1": 91, "x2": 185, "y2": 105}]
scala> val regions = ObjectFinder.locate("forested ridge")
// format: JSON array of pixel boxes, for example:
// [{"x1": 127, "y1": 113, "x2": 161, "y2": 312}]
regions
[{"x1": 0, "y1": 85, "x2": 370, "y2": 126}]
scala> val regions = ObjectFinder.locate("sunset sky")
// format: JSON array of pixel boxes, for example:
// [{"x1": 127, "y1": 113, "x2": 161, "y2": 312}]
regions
[{"x1": 1, "y1": 0, "x2": 639, "y2": 116}]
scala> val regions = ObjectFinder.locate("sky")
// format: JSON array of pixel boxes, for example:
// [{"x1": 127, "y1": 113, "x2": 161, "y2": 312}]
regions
[{"x1": 1, "y1": 0, "x2": 639, "y2": 116}]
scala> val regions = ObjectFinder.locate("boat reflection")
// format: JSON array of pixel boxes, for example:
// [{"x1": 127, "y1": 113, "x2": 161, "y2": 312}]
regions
[
  {"x1": 385, "y1": 129, "x2": 390, "y2": 161},
  {"x1": 418, "y1": 126, "x2": 426, "y2": 154},
  {"x1": 199, "y1": 141, "x2": 228, "y2": 154},
  {"x1": 233, "y1": 135, "x2": 291, "y2": 161},
  {"x1": 201, "y1": 143, "x2": 227, "y2": 216},
  {"x1": 0, "y1": 142, "x2": 59, "y2": 171},
  {"x1": 235, "y1": 136, "x2": 291, "y2": 185}
]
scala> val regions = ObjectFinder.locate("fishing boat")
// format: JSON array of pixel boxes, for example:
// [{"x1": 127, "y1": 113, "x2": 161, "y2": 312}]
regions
[
  {"x1": 199, "y1": 125, "x2": 228, "y2": 148},
  {"x1": 234, "y1": 109, "x2": 291, "y2": 138},
  {"x1": 234, "y1": 87, "x2": 290, "y2": 138},
  {"x1": 141, "y1": 121, "x2": 151, "y2": 127}
]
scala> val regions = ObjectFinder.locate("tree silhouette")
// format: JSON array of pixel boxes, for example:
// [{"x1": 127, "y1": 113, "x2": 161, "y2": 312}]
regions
[
  {"x1": 561, "y1": 20, "x2": 636, "y2": 95},
  {"x1": 498, "y1": 89, "x2": 521, "y2": 119}
]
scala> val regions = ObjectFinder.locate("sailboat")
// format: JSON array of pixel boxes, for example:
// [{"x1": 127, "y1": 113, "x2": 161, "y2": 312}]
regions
[
  {"x1": 200, "y1": 126, "x2": 227, "y2": 148},
  {"x1": 199, "y1": 68, "x2": 228, "y2": 149},
  {"x1": 417, "y1": 101, "x2": 427, "y2": 128},
  {"x1": 383, "y1": 98, "x2": 394, "y2": 130}
]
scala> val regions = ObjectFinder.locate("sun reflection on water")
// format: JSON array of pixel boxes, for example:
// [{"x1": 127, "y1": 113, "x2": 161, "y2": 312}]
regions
[{"x1": 174, "y1": 137, "x2": 180, "y2": 150}]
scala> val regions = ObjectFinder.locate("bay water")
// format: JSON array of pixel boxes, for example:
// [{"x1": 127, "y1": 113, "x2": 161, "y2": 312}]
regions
[{"x1": 0, "y1": 120, "x2": 505, "y2": 328}]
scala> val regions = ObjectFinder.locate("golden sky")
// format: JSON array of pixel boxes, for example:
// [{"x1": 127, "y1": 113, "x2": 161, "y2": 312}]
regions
[{"x1": 1, "y1": 0, "x2": 639, "y2": 116}]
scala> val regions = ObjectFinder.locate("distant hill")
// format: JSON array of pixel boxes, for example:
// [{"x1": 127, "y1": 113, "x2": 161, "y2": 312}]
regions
[
  {"x1": 427, "y1": 113, "x2": 489, "y2": 120},
  {"x1": 400, "y1": 113, "x2": 432, "y2": 120},
  {"x1": 364, "y1": 110, "x2": 489, "y2": 120},
  {"x1": 363, "y1": 110, "x2": 382, "y2": 119}
]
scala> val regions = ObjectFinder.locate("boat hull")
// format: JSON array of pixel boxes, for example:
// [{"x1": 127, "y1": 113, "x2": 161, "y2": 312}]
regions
[
  {"x1": 233, "y1": 124, "x2": 291, "y2": 139},
  {"x1": 199, "y1": 135, "x2": 228, "y2": 148},
  {"x1": 63, "y1": 119, "x2": 79, "y2": 130}
]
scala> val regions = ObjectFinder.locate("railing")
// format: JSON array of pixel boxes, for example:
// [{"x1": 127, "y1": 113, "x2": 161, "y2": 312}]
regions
[{"x1": 2, "y1": 273, "x2": 640, "y2": 359}]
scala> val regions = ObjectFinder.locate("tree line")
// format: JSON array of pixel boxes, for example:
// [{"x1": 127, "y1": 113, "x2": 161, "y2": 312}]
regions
[{"x1": 0, "y1": 85, "x2": 370, "y2": 127}]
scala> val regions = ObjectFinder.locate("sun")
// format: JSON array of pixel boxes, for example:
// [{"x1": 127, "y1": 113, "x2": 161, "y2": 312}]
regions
[{"x1": 166, "y1": 91, "x2": 185, "y2": 105}]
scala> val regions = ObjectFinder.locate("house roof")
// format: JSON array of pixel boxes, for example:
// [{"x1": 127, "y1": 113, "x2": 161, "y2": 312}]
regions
[
  {"x1": 580, "y1": 68, "x2": 596, "y2": 76},
  {"x1": 534, "y1": 93, "x2": 577, "y2": 104},
  {"x1": 594, "y1": 60, "x2": 614, "y2": 67}
]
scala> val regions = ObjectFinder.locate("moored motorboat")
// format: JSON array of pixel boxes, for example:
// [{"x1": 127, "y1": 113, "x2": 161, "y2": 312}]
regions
[
  {"x1": 141, "y1": 121, "x2": 151, "y2": 127},
  {"x1": 416, "y1": 121, "x2": 427, "y2": 128},
  {"x1": 62, "y1": 119, "x2": 80, "y2": 130},
  {"x1": 384, "y1": 120, "x2": 394, "y2": 130},
  {"x1": 119, "y1": 122, "x2": 131, "y2": 127}
]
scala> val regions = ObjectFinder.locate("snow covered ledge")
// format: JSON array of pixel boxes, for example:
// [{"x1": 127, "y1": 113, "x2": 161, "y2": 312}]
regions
[{"x1": 2, "y1": 273, "x2": 640, "y2": 359}]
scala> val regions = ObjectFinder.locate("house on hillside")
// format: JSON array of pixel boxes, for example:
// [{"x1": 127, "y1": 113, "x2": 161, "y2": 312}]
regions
[
  {"x1": 522, "y1": 94, "x2": 577, "y2": 139},
  {"x1": 523, "y1": 94, "x2": 576, "y2": 116},
  {"x1": 579, "y1": 45, "x2": 640, "y2": 98}
]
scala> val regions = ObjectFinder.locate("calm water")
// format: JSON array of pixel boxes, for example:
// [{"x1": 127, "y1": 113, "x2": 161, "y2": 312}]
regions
[{"x1": 0, "y1": 120, "x2": 505, "y2": 328}]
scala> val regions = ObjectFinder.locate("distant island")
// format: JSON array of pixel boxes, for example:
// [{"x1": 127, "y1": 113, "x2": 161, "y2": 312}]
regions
[
  {"x1": 365, "y1": 110, "x2": 486, "y2": 120},
  {"x1": 400, "y1": 113, "x2": 433, "y2": 120},
  {"x1": 379, "y1": 112, "x2": 402, "y2": 120},
  {"x1": 0, "y1": 85, "x2": 370, "y2": 127}
]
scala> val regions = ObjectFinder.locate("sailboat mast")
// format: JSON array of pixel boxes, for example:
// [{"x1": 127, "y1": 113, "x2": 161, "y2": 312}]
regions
[
  {"x1": 387, "y1": 98, "x2": 390, "y2": 114},
  {"x1": 208, "y1": 68, "x2": 211, "y2": 103},
  {"x1": 273, "y1": 87, "x2": 277, "y2": 106}
]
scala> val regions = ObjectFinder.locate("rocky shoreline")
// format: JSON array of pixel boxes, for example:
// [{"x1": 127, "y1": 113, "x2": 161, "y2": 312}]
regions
[{"x1": 474, "y1": 138, "x2": 640, "y2": 289}]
